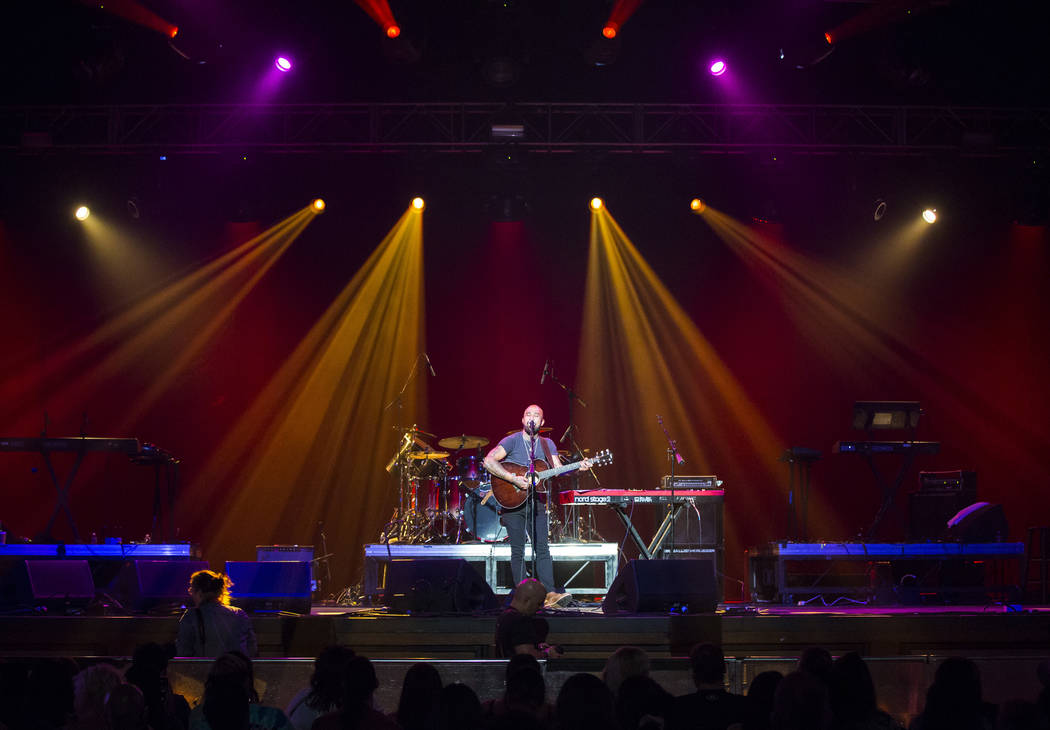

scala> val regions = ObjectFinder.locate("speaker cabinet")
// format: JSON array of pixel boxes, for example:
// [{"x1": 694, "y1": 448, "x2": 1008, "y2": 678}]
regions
[
  {"x1": 113, "y1": 560, "x2": 209, "y2": 612},
  {"x1": 18, "y1": 559, "x2": 95, "y2": 609},
  {"x1": 225, "y1": 561, "x2": 312, "y2": 614},
  {"x1": 383, "y1": 558, "x2": 498, "y2": 613},
  {"x1": 602, "y1": 559, "x2": 717, "y2": 614}
]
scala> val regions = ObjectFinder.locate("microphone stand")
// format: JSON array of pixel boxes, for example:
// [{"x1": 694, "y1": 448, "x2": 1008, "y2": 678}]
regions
[
  {"x1": 526, "y1": 424, "x2": 539, "y2": 587},
  {"x1": 546, "y1": 363, "x2": 593, "y2": 540},
  {"x1": 657, "y1": 415, "x2": 685, "y2": 559},
  {"x1": 382, "y1": 354, "x2": 426, "y2": 542}
]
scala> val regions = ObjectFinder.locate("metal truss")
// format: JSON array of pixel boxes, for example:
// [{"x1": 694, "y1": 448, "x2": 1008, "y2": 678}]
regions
[{"x1": 2, "y1": 103, "x2": 1048, "y2": 155}]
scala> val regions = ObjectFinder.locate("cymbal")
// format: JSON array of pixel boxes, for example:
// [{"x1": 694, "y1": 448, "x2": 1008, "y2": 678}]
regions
[
  {"x1": 504, "y1": 427, "x2": 552, "y2": 436},
  {"x1": 397, "y1": 425, "x2": 435, "y2": 439},
  {"x1": 438, "y1": 435, "x2": 490, "y2": 450},
  {"x1": 409, "y1": 451, "x2": 449, "y2": 460}
]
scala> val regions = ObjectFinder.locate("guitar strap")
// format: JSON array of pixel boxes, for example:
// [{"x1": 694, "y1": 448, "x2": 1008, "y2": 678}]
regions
[{"x1": 196, "y1": 607, "x2": 206, "y2": 652}]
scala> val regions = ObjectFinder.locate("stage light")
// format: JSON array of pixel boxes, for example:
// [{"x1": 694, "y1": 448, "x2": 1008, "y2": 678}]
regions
[
  {"x1": 386, "y1": 25, "x2": 400, "y2": 38},
  {"x1": 824, "y1": 31, "x2": 833, "y2": 44},
  {"x1": 590, "y1": 197, "x2": 604, "y2": 211},
  {"x1": 312, "y1": 198, "x2": 326, "y2": 212},
  {"x1": 275, "y1": 56, "x2": 292, "y2": 72},
  {"x1": 874, "y1": 198, "x2": 887, "y2": 221},
  {"x1": 171, "y1": 27, "x2": 179, "y2": 39},
  {"x1": 690, "y1": 198, "x2": 706, "y2": 213},
  {"x1": 75, "y1": 206, "x2": 90, "y2": 221},
  {"x1": 922, "y1": 208, "x2": 937, "y2": 224},
  {"x1": 412, "y1": 197, "x2": 425, "y2": 210},
  {"x1": 603, "y1": 23, "x2": 618, "y2": 39},
  {"x1": 709, "y1": 59, "x2": 727, "y2": 76}
]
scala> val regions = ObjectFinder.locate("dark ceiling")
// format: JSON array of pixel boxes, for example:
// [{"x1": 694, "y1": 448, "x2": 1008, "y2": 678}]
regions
[{"x1": 2, "y1": 0, "x2": 1048, "y2": 107}]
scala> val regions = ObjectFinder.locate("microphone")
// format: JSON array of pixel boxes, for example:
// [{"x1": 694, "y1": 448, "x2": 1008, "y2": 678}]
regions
[
  {"x1": 423, "y1": 353, "x2": 436, "y2": 377},
  {"x1": 527, "y1": 420, "x2": 537, "y2": 436},
  {"x1": 540, "y1": 359, "x2": 549, "y2": 385}
]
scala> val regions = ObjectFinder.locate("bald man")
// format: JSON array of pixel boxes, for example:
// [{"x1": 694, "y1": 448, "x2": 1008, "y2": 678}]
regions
[
  {"x1": 485, "y1": 404, "x2": 587, "y2": 607},
  {"x1": 495, "y1": 578, "x2": 563, "y2": 658}
]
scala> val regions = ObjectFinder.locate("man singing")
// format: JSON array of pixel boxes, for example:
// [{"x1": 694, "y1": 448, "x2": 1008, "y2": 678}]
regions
[{"x1": 483, "y1": 404, "x2": 587, "y2": 608}]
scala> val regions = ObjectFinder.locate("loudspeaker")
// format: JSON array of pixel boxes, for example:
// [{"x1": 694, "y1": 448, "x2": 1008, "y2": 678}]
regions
[
  {"x1": 225, "y1": 561, "x2": 312, "y2": 614},
  {"x1": 602, "y1": 559, "x2": 717, "y2": 614},
  {"x1": 908, "y1": 491, "x2": 974, "y2": 540},
  {"x1": 113, "y1": 560, "x2": 209, "y2": 612},
  {"x1": 383, "y1": 558, "x2": 498, "y2": 613},
  {"x1": 17, "y1": 560, "x2": 95, "y2": 609},
  {"x1": 947, "y1": 502, "x2": 1008, "y2": 542}
]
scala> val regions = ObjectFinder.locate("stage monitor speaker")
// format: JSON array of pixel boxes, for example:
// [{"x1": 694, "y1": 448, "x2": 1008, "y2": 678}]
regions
[
  {"x1": 383, "y1": 558, "x2": 498, "y2": 614},
  {"x1": 114, "y1": 560, "x2": 209, "y2": 612},
  {"x1": 17, "y1": 559, "x2": 95, "y2": 609},
  {"x1": 947, "y1": 502, "x2": 1008, "y2": 543},
  {"x1": 602, "y1": 559, "x2": 717, "y2": 614},
  {"x1": 225, "y1": 561, "x2": 312, "y2": 614}
]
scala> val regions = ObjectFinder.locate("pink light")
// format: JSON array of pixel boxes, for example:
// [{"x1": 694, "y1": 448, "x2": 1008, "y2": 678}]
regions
[
  {"x1": 709, "y1": 59, "x2": 727, "y2": 76},
  {"x1": 275, "y1": 56, "x2": 292, "y2": 72}
]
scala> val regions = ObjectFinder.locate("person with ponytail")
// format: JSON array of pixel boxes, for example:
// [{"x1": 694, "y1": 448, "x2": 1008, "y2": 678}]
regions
[{"x1": 176, "y1": 570, "x2": 258, "y2": 657}]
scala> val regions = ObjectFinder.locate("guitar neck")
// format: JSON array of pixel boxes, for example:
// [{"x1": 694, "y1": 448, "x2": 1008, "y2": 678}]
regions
[{"x1": 536, "y1": 460, "x2": 586, "y2": 481}]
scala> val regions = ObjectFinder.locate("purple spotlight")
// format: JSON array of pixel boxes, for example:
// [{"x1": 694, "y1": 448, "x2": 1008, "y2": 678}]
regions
[
  {"x1": 709, "y1": 59, "x2": 727, "y2": 76},
  {"x1": 275, "y1": 56, "x2": 292, "y2": 72}
]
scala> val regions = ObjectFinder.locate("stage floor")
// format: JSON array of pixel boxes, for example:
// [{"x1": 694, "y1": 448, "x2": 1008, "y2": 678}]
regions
[{"x1": 2, "y1": 602, "x2": 1048, "y2": 660}]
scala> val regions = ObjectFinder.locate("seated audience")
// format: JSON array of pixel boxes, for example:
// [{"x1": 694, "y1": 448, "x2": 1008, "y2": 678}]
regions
[
  {"x1": 603, "y1": 647, "x2": 652, "y2": 698},
  {"x1": 189, "y1": 652, "x2": 292, "y2": 730},
  {"x1": 910, "y1": 657, "x2": 997, "y2": 730},
  {"x1": 771, "y1": 671, "x2": 832, "y2": 730},
  {"x1": 495, "y1": 579, "x2": 563, "y2": 659},
  {"x1": 436, "y1": 683, "x2": 483, "y2": 730},
  {"x1": 176, "y1": 571, "x2": 258, "y2": 658},
  {"x1": 203, "y1": 679, "x2": 251, "y2": 730},
  {"x1": 743, "y1": 670, "x2": 783, "y2": 730},
  {"x1": 71, "y1": 663, "x2": 124, "y2": 730},
  {"x1": 284, "y1": 646, "x2": 356, "y2": 730},
  {"x1": 616, "y1": 675, "x2": 674, "y2": 730},
  {"x1": 392, "y1": 662, "x2": 443, "y2": 730},
  {"x1": 828, "y1": 652, "x2": 901, "y2": 730},
  {"x1": 312, "y1": 655, "x2": 398, "y2": 730},
  {"x1": 23, "y1": 659, "x2": 77, "y2": 730},
  {"x1": 797, "y1": 647, "x2": 834, "y2": 687},
  {"x1": 994, "y1": 699, "x2": 1043, "y2": 730},
  {"x1": 105, "y1": 684, "x2": 151, "y2": 730},
  {"x1": 554, "y1": 673, "x2": 616, "y2": 730},
  {"x1": 668, "y1": 643, "x2": 749, "y2": 730},
  {"x1": 126, "y1": 642, "x2": 191, "y2": 730},
  {"x1": 480, "y1": 654, "x2": 552, "y2": 725}
]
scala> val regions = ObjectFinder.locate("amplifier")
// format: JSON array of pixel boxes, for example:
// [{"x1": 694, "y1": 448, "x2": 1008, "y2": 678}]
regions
[
  {"x1": 919, "y1": 470, "x2": 976, "y2": 493},
  {"x1": 256, "y1": 546, "x2": 315, "y2": 592},
  {"x1": 661, "y1": 475, "x2": 723, "y2": 490}
]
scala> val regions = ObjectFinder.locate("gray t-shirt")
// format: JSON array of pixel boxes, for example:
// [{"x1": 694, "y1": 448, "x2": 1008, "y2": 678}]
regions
[
  {"x1": 498, "y1": 432, "x2": 559, "y2": 467},
  {"x1": 175, "y1": 601, "x2": 258, "y2": 657}
]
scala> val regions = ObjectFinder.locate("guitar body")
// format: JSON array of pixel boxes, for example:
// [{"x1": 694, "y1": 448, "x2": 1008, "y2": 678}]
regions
[{"x1": 489, "y1": 460, "x2": 549, "y2": 510}]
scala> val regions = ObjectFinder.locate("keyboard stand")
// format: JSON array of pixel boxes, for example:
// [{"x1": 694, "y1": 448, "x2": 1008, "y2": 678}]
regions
[
  {"x1": 610, "y1": 502, "x2": 688, "y2": 559},
  {"x1": 40, "y1": 448, "x2": 88, "y2": 542},
  {"x1": 862, "y1": 450, "x2": 917, "y2": 540}
]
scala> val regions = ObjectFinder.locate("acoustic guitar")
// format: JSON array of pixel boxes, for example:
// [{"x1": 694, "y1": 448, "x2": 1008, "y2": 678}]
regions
[{"x1": 489, "y1": 449, "x2": 613, "y2": 510}]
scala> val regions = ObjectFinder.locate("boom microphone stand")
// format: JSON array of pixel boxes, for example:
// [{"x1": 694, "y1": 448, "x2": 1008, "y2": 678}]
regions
[
  {"x1": 526, "y1": 420, "x2": 539, "y2": 586},
  {"x1": 657, "y1": 415, "x2": 685, "y2": 559}
]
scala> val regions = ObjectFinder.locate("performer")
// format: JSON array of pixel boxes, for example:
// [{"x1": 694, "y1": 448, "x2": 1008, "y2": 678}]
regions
[
  {"x1": 483, "y1": 404, "x2": 588, "y2": 607},
  {"x1": 175, "y1": 570, "x2": 258, "y2": 657}
]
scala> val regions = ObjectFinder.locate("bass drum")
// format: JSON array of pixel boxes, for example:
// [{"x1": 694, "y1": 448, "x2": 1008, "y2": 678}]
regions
[{"x1": 461, "y1": 485, "x2": 505, "y2": 543}]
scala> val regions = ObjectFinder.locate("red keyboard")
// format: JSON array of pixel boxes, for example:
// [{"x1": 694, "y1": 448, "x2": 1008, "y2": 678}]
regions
[{"x1": 559, "y1": 489, "x2": 725, "y2": 505}]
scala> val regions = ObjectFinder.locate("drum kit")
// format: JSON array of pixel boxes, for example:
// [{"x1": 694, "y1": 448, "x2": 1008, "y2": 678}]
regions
[{"x1": 379, "y1": 425, "x2": 601, "y2": 545}]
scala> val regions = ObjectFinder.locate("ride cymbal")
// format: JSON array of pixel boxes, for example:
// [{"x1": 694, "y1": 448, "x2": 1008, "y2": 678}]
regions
[{"x1": 437, "y1": 435, "x2": 490, "y2": 450}]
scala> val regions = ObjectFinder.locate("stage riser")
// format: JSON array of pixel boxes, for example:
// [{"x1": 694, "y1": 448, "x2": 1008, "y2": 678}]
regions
[{"x1": 1, "y1": 611, "x2": 1048, "y2": 659}]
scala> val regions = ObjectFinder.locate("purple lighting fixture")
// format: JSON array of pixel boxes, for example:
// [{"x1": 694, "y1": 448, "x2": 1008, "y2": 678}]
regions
[
  {"x1": 275, "y1": 56, "x2": 292, "y2": 72},
  {"x1": 709, "y1": 59, "x2": 727, "y2": 76}
]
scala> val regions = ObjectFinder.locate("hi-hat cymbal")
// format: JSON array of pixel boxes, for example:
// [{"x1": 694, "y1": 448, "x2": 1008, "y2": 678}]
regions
[
  {"x1": 409, "y1": 451, "x2": 449, "y2": 460},
  {"x1": 396, "y1": 425, "x2": 435, "y2": 439},
  {"x1": 505, "y1": 427, "x2": 552, "y2": 436},
  {"x1": 438, "y1": 435, "x2": 490, "y2": 450}
]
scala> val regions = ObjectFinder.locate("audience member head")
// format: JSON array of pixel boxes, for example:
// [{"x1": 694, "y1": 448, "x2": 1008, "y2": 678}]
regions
[
  {"x1": 690, "y1": 643, "x2": 727, "y2": 687},
  {"x1": 341, "y1": 655, "x2": 379, "y2": 711},
  {"x1": 603, "y1": 646, "x2": 651, "y2": 697},
  {"x1": 615, "y1": 675, "x2": 673, "y2": 730},
  {"x1": 73, "y1": 663, "x2": 124, "y2": 728},
  {"x1": 202, "y1": 677, "x2": 250, "y2": 730},
  {"x1": 747, "y1": 670, "x2": 784, "y2": 730},
  {"x1": 829, "y1": 651, "x2": 877, "y2": 724},
  {"x1": 933, "y1": 656, "x2": 983, "y2": 700},
  {"x1": 125, "y1": 642, "x2": 176, "y2": 719},
  {"x1": 996, "y1": 699, "x2": 1043, "y2": 730},
  {"x1": 797, "y1": 646, "x2": 834, "y2": 686},
  {"x1": 555, "y1": 672, "x2": 616, "y2": 730},
  {"x1": 105, "y1": 683, "x2": 150, "y2": 730},
  {"x1": 919, "y1": 657, "x2": 987, "y2": 730},
  {"x1": 437, "y1": 682, "x2": 482, "y2": 730},
  {"x1": 509, "y1": 579, "x2": 547, "y2": 617},
  {"x1": 207, "y1": 652, "x2": 259, "y2": 704},
  {"x1": 24, "y1": 659, "x2": 76, "y2": 730},
  {"x1": 189, "y1": 570, "x2": 233, "y2": 607},
  {"x1": 396, "y1": 662, "x2": 443, "y2": 730},
  {"x1": 771, "y1": 670, "x2": 832, "y2": 730},
  {"x1": 308, "y1": 645, "x2": 356, "y2": 710}
]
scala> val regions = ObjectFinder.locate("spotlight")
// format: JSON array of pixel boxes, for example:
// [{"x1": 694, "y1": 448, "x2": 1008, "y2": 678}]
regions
[
  {"x1": 590, "y1": 197, "x2": 604, "y2": 211},
  {"x1": 74, "y1": 205, "x2": 90, "y2": 221},
  {"x1": 824, "y1": 31, "x2": 833, "y2": 44},
  {"x1": 171, "y1": 27, "x2": 179, "y2": 39},
  {"x1": 709, "y1": 59, "x2": 727, "y2": 76},
  {"x1": 275, "y1": 56, "x2": 292, "y2": 72},
  {"x1": 602, "y1": 23, "x2": 618, "y2": 39},
  {"x1": 922, "y1": 208, "x2": 937, "y2": 224},
  {"x1": 386, "y1": 25, "x2": 400, "y2": 38},
  {"x1": 690, "y1": 198, "x2": 706, "y2": 213},
  {"x1": 412, "y1": 197, "x2": 425, "y2": 210},
  {"x1": 312, "y1": 198, "x2": 326, "y2": 212}
]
